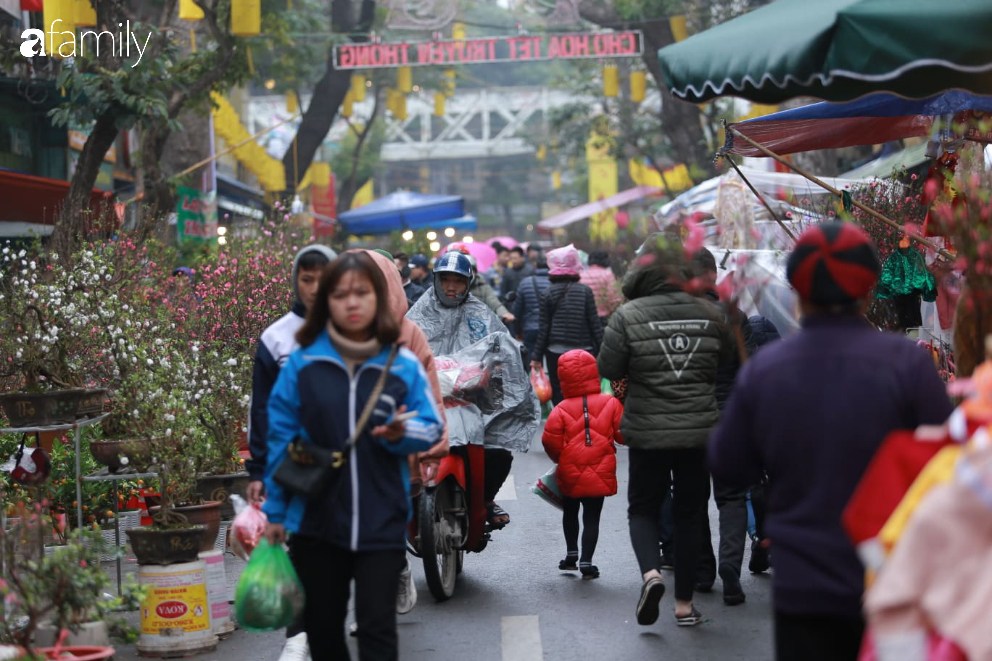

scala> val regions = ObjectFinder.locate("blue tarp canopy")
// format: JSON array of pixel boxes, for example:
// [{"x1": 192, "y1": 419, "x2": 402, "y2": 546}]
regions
[{"x1": 338, "y1": 191, "x2": 466, "y2": 235}]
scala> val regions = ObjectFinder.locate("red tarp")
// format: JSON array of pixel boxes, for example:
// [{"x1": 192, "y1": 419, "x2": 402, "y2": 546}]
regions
[
  {"x1": 725, "y1": 91, "x2": 992, "y2": 157},
  {"x1": 0, "y1": 169, "x2": 113, "y2": 226}
]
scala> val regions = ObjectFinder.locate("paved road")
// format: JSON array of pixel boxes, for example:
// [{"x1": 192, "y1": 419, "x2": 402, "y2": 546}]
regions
[{"x1": 113, "y1": 426, "x2": 775, "y2": 660}]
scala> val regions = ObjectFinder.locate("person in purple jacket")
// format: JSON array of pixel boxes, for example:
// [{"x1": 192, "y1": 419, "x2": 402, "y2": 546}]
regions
[{"x1": 709, "y1": 223, "x2": 953, "y2": 661}]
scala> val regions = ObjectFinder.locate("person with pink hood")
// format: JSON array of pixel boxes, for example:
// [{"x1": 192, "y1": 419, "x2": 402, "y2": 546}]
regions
[{"x1": 530, "y1": 244, "x2": 603, "y2": 405}]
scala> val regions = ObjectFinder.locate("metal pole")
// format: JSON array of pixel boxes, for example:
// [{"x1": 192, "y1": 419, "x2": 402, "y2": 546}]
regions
[
  {"x1": 174, "y1": 112, "x2": 301, "y2": 179},
  {"x1": 74, "y1": 422, "x2": 83, "y2": 529},
  {"x1": 728, "y1": 127, "x2": 954, "y2": 260},
  {"x1": 113, "y1": 480, "x2": 121, "y2": 596},
  {"x1": 725, "y1": 157, "x2": 797, "y2": 242}
]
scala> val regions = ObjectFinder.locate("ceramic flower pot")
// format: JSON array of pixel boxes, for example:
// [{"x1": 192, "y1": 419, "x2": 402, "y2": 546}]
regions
[
  {"x1": 149, "y1": 501, "x2": 222, "y2": 552},
  {"x1": 125, "y1": 525, "x2": 205, "y2": 565},
  {"x1": 76, "y1": 388, "x2": 107, "y2": 418},
  {"x1": 196, "y1": 472, "x2": 249, "y2": 519},
  {"x1": 88, "y1": 438, "x2": 154, "y2": 473},
  {"x1": 0, "y1": 388, "x2": 86, "y2": 427}
]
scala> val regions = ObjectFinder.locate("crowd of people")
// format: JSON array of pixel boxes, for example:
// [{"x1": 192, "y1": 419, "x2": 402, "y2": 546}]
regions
[{"x1": 242, "y1": 222, "x2": 954, "y2": 661}]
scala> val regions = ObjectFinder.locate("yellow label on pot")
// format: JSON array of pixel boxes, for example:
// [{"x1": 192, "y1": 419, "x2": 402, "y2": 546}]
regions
[{"x1": 139, "y1": 566, "x2": 211, "y2": 634}]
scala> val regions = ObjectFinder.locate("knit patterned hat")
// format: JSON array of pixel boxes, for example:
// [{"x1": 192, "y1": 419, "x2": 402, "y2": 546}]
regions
[{"x1": 787, "y1": 223, "x2": 880, "y2": 305}]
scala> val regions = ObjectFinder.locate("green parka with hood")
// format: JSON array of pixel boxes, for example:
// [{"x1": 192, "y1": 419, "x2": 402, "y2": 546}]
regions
[{"x1": 597, "y1": 248, "x2": 733, "y2": 450}]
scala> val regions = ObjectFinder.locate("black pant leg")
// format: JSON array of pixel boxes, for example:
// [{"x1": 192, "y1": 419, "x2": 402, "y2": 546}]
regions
[
  {"x1": 290, "y1": 536, "x2": 352, "y2": 661},
  {"x1": 698, "y1": 478, "x2": 716, "y2": 585},
  {"x1": 670, "y1": 448, "x2": 710, "y2": 602},
  {"x1": 627, "y1": 449, "x2": 671, "y2": 576},
  {"x1": 353, "y1": 549, "x2": 406, "y2": 661},
  {"x1": 713, "y1": 477, "x2": 748, "y2": 575},
  {"x1": 658, "y1": 482, "x2": 675, "y2": 555},
  {"x1": 546, "y1": 351, "x2": 565, "y2": 405},
  {"x1": 562, "y1": 496, "x2": 580, "y2": 555},
  {"x1": 774, "y1": 611, "x2": 865, "y2": 661},
  {"x1": 579, "y1": 497, "x2": 604, "y2": 563},
  {"x1": 751, "y1": 478, "x2": 769, "y2": 540},
  {"x1": 483, "y1": 448, "x2": 514, "y2": 504}
]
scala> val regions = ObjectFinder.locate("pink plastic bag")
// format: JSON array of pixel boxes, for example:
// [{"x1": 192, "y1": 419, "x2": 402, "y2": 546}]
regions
[{"x1": 231, "y1": 494, "x2": 268, "y2": 560}]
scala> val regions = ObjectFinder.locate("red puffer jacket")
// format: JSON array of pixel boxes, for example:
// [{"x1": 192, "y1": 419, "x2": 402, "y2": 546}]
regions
[{"x1": 542, "y1": 350, "x2": 624, "y2": 498}]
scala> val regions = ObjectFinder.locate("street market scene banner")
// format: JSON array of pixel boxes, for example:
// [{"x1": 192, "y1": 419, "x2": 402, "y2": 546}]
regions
[
  {"x1": 176, "y1": 186, "x2": 218, "y2": 245},
  {"x1": 334, "y1": 31, "x2": 643, "y2": 69}
]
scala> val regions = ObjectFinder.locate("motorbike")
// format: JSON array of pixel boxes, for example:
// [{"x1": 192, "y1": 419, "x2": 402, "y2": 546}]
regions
[{"x1": 408, "y1": 334, "x2": 507, "y2": 601}]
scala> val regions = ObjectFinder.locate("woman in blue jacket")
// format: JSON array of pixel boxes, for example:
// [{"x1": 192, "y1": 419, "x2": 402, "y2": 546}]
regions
[{"x1": 263, "y1": 251, "x2": 443, "y2": 661}]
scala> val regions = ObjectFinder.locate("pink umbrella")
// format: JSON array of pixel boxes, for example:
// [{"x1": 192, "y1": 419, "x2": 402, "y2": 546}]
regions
[
  {"x1": 446, "y1": 241, "x2": 498, "y2": 273},
  {"x1": 488, "y1": 236, "x2": 519, "y2": 249}
]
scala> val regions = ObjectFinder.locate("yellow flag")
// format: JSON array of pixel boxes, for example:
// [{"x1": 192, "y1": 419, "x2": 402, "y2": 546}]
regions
[
  {"x1": 44, "y1": 0, "x2": 74, "y2": 59},
  {"x1": 180, "y1": 0, "x2": 204, "y2": 20},
  {"x1": 586, "y1": 132, "x2": 618, "y2": 244},
  {"x1": 231, "y1": 0, "x2": 260, "y2": 37},
  {"x1": 74, "y1": 0, "x2": 96, "y2": 27},
  {"x1": 352, "y1": 180, "x2": 374, "y2": 209},
  {"x1": 669, "y1": 15, "x2": 688, "y2": 42}
]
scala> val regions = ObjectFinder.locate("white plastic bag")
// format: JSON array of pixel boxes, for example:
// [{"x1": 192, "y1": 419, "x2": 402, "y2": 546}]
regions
[{"x1": 532, "y1": 467, "x2": 564, "y2": 510}]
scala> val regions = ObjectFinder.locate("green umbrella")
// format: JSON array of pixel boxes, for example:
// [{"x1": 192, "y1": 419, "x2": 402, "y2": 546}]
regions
[{"x1": 658, "y1": 0, "x2": 992, "y2": 104}]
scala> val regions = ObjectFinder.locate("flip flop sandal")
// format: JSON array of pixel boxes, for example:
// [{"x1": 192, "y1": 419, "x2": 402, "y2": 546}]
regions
[
  {"x1": 675, "y1": 606, "x2": 703, "y2": 627},
  {"x1": 486, "y1": 503, "x2": 510, "y2": 530}
]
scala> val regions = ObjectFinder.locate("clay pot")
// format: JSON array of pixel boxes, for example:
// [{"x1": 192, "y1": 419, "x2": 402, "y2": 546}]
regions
[
  {"x1": 125, "y1": 525, "x2": 205, "y2": 565},
  {"x1": 88, "y1": 438, "x2": 154, "y2": 473},
  {"x1": 0, "y1": 388, "x2": 86, "y2": 427},
  {"x1": 76, "y1": 388, "x2": 107, "y2": 418},
  {"x1": 196, "y1": 472, "x2": 249, "y2": 519},
  {"x1": 150, "y1": 501, "x2": 222, "y2": 552}
]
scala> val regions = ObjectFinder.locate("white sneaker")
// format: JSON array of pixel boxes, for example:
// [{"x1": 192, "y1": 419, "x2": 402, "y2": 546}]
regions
[
  {"x1": 396, "y1": 558, "x2": 418, "y2": 614},
  {"x1": 278, "y1": 632, "x2": 310, "y2": 661}
]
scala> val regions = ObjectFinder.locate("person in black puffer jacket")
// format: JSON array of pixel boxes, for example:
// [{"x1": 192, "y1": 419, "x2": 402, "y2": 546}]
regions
[
  {"x1": 597, "y1": 232, "x2": 733, "y2": 628},
  {"x1": 530, "y1": 245, "x2": 602, "y2": 404}
]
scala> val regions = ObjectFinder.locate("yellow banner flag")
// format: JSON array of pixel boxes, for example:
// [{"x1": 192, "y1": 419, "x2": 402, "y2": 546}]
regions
[
  {"x1": 587, "y1": 132, "x2": 617, "y2": 244},
  {"x1": 352, "y1": 180, "x2": 373, "y2": 209}
]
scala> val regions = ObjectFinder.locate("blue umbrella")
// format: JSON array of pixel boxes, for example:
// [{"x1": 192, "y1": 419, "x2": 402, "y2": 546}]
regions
[{"x1": 338, "y1": 191, "x2": 465, "y2": 235}]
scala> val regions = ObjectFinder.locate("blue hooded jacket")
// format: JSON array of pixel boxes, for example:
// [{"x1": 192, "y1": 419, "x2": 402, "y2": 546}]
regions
[{"x1": 263, "y1": 332, "x2": 442, "y2": 551}]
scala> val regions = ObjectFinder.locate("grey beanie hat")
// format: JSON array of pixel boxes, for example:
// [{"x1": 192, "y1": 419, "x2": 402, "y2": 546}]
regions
[{"x1": 291, "y1": 244, "x2": 337, "y2": 301}]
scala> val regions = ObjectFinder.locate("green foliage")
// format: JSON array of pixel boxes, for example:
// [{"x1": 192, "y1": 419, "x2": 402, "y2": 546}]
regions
[
  {"x1": 0, "y1": 515, "x2": 144, "y2": 653},
  {"x1": 330, "y1": 112, "x2": 387, "y2": 193},
  {"x1": 254, "y1": 0, "x2": 331, "y2": 93}
]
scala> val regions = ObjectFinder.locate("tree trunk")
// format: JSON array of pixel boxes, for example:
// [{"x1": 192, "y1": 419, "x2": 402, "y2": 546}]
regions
[
  {"x1": 639, "y1": 21, "x2": 715, "y2": 181},
  {"x1": 578, "y1": 1, "x2": 716, "y2": 183},
  {"x1": 337, "y1": 88, "x2": 382, "y2": 213},
  {"x1": 138, "y1": 121, "x2": 175, "y2": 241},
  {"x1": 282, "y1": 0, "x2": 376, "y2": 194},
  {"x1": 51, "y1": 112, "x2": 119, "y2": 258}
]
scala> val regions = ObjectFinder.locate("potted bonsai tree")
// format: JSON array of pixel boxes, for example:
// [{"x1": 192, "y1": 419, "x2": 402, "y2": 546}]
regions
[
  {"x1": 0, "y1": 246, "x2": 89, "y2": 427},
  {"x1": 189, "y1": 342, "x2": 252, "y2": 519},
  {"x1": 0, "y1": 504, "x2": 142, "y2": 657}
]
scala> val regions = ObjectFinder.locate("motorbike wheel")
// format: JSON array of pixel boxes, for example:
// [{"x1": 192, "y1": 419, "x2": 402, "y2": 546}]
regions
[{"x1": 419, "y1": 485, "x2": 459, "y2": 601}]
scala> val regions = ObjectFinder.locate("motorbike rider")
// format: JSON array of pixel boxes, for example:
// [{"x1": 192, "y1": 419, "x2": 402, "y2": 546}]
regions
[{"x1": 406, "y1": 250, "x2": 540, "y2": 529}]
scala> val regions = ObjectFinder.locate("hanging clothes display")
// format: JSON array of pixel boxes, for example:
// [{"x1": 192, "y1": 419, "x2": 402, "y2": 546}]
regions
[{"x1": 876, "y1": 248, "x2": 938, "y2": 330}]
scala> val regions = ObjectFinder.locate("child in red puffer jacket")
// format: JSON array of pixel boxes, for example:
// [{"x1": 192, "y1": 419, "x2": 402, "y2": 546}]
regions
[{"x1": 542, "y1": 349, "x2": 624, "y2": 579}]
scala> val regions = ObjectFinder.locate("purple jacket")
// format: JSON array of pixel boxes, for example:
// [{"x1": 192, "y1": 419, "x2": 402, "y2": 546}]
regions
[{"x1": 709, "y1": 314, "x2": 952, "y2": 619}]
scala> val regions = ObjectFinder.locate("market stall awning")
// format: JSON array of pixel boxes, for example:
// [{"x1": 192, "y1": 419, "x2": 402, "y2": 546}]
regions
[
  {"x1": 537, "y1": 185, "x2": 661, "y2": 232},
  {"x1": 658, "y1": 0, "x2": 992, "y2": 104},
  {"x1": 337, "y1": 190, "x2": 464, "y2": 235},
  {"x1": 725, "y1": 91, "x2": 992, "y2": 157},
  {"x1": 841, "y1": 142, "x2": 930, "y2": 179},
  {"x1": 0, "y1": 168, "x2": 113, "y2": 227}
]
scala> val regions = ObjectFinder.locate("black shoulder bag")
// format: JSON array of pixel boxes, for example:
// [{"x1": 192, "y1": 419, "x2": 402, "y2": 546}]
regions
[{"x1": 273, "y1": 345, "x2": 400, "y2": 498}]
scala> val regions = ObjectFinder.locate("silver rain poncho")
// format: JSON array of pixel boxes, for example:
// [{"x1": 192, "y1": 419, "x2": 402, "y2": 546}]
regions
[{"x1": 407, "y1": 288, "x2": 540, "y2": 453}]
